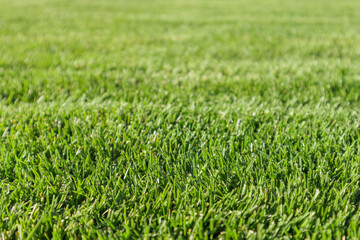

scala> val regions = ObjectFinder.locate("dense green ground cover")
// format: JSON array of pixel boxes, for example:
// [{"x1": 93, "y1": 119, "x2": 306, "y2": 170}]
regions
[{"x1": 1, "y1": 0, "x2": 360, "y2": 238}]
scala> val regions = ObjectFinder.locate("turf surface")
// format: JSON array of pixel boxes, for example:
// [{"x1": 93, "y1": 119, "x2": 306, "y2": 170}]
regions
[{"x1": 1, "y1": 0, "x2": 360, "y2": 238}]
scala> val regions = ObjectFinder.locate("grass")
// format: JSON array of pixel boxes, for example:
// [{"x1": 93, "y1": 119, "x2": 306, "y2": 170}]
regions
[{"x1": 1, "y1": 0, "x2": 360, "y2": 238}]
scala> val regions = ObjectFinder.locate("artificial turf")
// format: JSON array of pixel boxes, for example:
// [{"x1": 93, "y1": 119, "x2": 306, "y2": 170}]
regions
[{"x1": 1, "y1": 0, "x2": 360, "y2": 238}]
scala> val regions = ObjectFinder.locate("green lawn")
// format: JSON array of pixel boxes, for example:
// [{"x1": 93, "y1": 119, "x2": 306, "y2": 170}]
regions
[{"x1": 1, "y1": 0, "x2": 360, "y2": 238}]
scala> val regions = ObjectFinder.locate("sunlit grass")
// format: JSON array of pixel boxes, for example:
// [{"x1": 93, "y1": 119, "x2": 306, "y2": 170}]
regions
[{"x1": 1, "y1": 0, "x2": 360, "y2": 238}]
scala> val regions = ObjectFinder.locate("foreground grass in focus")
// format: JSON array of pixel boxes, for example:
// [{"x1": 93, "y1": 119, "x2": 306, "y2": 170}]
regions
[{"x1": 1, "y1": 0, "x2": 360, "y2": 238}]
